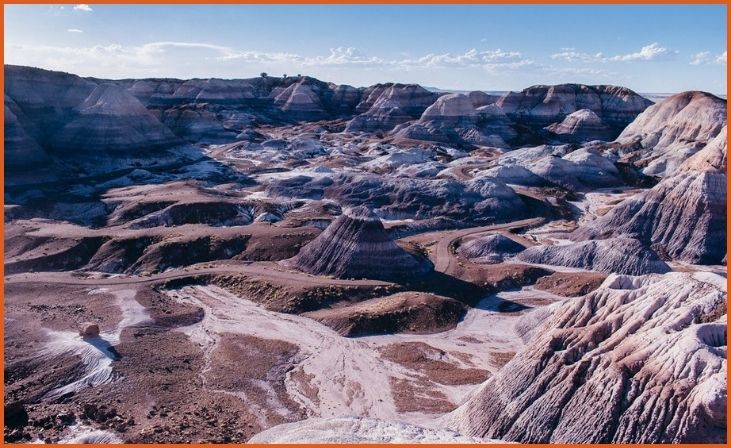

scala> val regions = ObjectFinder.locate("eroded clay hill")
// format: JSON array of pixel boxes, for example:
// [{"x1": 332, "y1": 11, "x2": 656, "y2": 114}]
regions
[
  {"x1": 575, "y1": 125, "x2": 727, "y2": 264},
  {"x1": 283, "y1": 206, "x2": 433, "y2": 281},
  {"x1": 448, "y1": 272, "x2": 727, "y2": 443}
]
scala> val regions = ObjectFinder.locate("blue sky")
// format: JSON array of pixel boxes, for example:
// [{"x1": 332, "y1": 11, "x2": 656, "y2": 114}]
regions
[{"x1": 4, "y1": 4, "x2": 727, "y2": 94}]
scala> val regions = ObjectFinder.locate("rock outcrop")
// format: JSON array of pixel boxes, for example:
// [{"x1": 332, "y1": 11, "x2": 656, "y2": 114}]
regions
[
  {"x1": 448, "y1": 272, "x2": 727, "y2": 443},
  {"x1": 458, "y1": 234, "x2": 526, "y2": 264},
  {"x1": 283, "y1": 206, "x2": 433, "y2": 281},
  {"x1": 395, "y1": 93, "x2": 514, "y2": 147},
  {"x1": 490, "y1": 146, "x2": 621, "y2": 190},
  {"x1": 574, "y1": 126, "x2": 727, "y2": 265},
  {"x1": 516, "y1": 237, "x2": 670, "y2": 275},
  {"x1": 273, "y1": 82, "x2": 327, "y2": 119},
  {"x1": 545, "y1": 108, "x2": 613, "y2": 142},
  {"x1": 79, "y1": 322, "x2": 100, "y2": 338},
  {"x1": 614, "y1": 91, "x2": 726, "y2": 177},
  {"x1": 345, "y1": 84, "x2": 439, "y2": 133}
]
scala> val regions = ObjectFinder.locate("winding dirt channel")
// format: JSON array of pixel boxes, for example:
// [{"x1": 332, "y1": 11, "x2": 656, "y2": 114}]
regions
[{"x1": 164, "y1": 283, "x2": 567, "y2": 428}]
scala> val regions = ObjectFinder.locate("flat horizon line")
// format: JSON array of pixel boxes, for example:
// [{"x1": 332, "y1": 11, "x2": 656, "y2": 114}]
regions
[{"x1": 5, "y1": 63, "x2": 727, "y2": 98}]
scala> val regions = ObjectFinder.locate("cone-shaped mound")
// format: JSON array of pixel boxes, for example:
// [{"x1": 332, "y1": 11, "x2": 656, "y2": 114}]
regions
[
  {"x1": 284, "y1": 206, "x2": 433, "y2": 281},
  {"x1": 458, "y1": 234, "x2": 526, "y2": 263}
]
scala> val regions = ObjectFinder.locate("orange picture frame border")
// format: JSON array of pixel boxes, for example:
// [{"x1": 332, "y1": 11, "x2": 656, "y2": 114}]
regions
[{"x1": 0, "y1": 1, "x2": 727, "y2": 447}]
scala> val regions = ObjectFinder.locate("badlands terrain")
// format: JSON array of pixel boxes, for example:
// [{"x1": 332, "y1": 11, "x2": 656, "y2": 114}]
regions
[{"x1": 3, "y1": 65, "x2": 727, "y2": 443}]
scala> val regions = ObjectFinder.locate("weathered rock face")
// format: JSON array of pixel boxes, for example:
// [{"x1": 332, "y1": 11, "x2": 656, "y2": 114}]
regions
[
  {"x1": 468, "y1": 90, "x2": 500, "y2": 108},
  {"x1": 4, "y1": 65, "x2": 97, "y2": 142},
  {"x1": 458, "y1": 234, "x2": 526, "y2": 264},
  {"x1": 345, "y1": 84, "x2": 439, "y2": 133},
  {"x1": 127, "y1": 78, "x2": 183, "y2": 103},
  {"x1": 574, "y1": 127, "x2": 727, "y2": 265},
  {"x1": 4, "y1": 96, "x2": 49, "y2": 170},
  {"x1": 52, "y1": 84, "x2": 180, "y2": 154},
  {"x1": 421, "y1": 93, "x2": 476, "y2": 119},
  {"x1": 79, "y1": 322, "x2": 100, "y2": 338},
  {"x1": 273, "y1": 80, "x2": 328, "y2": 119},
  {"x1": 448, "y1": 272, "x2": 727, "y2": 443},
  {"x1": 496, "y1": 84, "x2": 652, "y2": 141},
  {"x1": 171, "y1": 78, "x2": 255, "y2": 103},
  {"x1": 394, "y1": 93, "x2": 513, "y2": 148},
  {"x1": 679, "y1": 125, "x2": 728, "y2": 172},
  {"x1": 160, "y1": 103, "x2": 238, "y2": 143},
  {"x1": 614, "y1": 91, "x2": 727, "y2": 177},
  {"x1": 516, "y1": 237, "x2": 670, "y2": 275},
  {"x1": 328, "y1": 83, "x2": 362, "y2": 116},
  {"x1": 545, "y1": 108, "x2": 613, "y2": 142},
  {"x1": 284, "y1": 206, "x2": 432, "y2": 281}
]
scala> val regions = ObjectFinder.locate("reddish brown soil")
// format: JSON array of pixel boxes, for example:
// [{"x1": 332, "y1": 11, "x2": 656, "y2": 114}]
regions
[
  {"x1": 209, "y1": 273, "x2": 402, "y2": 314},
  {"x1": 533, "y1": 271, "x2": 608, "y2": 297},
  {"x1": 303, "y1": 292, "x2": 466, "y2": 337},
  {"x1": 388, "y1": 377, "x2": 455, "y2": 414},
  {"x1": 2, "y1": 280, "x2": 294, "y2": 443},
  {"x1": 379, "y1": 342, "x2": 489, "y2": 386},
  {"x1": 206, "y1": 334, "x2": 304, "y2": 427},
  {"x1": 4, "y1": 221, "x2": 320, "y2": 275},
  {"x1": 452, "y1": 262, "x2": 554, "y2": 290}
]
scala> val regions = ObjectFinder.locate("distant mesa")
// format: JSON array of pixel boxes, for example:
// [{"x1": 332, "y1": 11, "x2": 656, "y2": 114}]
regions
[
  {"x1": 283, "y1": 206, "x2": 433, "y2": 281},
  {"x1": 497, "y1": 84, "x2": 652, "y2": 131}
]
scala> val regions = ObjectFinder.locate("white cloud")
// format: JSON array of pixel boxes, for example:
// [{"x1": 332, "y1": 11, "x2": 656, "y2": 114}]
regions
[
  {"x1": 691, "y1": 51, "x2": 712, "y2": 65},
  {"x1": 67, "y1": 28, "x2": 84, "y2": 33},
  {"x1": 73, "y1": 4, "x2": 93, "y2": 12},
  {"x1": 551, "y1": 50, "x2": 604, "y2": 63},
  {"x1": 230, "y1": 46, "x2": 529, "y2": 71},
  {"x1": 552, "y1": 43, "x2": 677, "y2": 64},
  {"x1": 407, "y1": 48, "x2": 523, "y2": 68},
  {"x1": 4, "y1": 40, "x2": 621, "y2": 82},
  {"x1": 689, "y1": 50, "x2": 726, "y2": 66},
  {"x1": 609, "y1": 43, "x2": 677, "y2": 62}
]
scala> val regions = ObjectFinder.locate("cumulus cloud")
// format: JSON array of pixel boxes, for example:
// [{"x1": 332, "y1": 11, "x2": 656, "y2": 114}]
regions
[
  {"x1": 67, "y1": 28, "x2": 84, "y2": 33},
  {"x1": 73, "y1": 4, "x2": 93, "y2": 12},
  {"x1": 716, "y1": 51, "x2": 726, "y2": 65},
  {"x1": 552, "y1": 43, "x2": 677, "y2": 63},
  {"x1": 609, "y1": 43, "x2": 677, "y2": 62}
]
